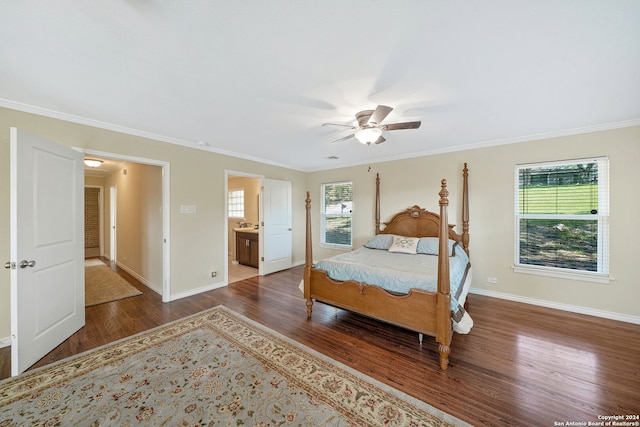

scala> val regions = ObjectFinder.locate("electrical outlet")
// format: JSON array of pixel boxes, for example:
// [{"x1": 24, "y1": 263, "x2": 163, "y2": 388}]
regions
[
  {"x1": 487, "y1": 277, "x2": 497, "y2": 284},
  {"x1": 211, "y1": 271, "x2": 217, "y2": 278}
]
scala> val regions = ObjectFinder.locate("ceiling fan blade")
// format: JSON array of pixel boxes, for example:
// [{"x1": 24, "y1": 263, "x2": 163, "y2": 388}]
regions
[
  {"x1": 382, "y1": 121, "x2": 421, "y2": 131},
  {"x1": 356, "y1": 110, "x2": 374, "y2": 127},
  {"x1": 368, "y1": 105, "x2": 393, "y2": 125},
  {"x1": 374, "y1": 135, "x2": 386, "y2": 144},
  {"x1": 330, "y1": 134, "x2": 355, "y2": 143},
  {"x1": 322, "y1": 122, "x2": 357, "y2": 129}
]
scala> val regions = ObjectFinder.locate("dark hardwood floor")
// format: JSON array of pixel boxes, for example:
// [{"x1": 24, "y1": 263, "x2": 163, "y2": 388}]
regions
[{"x1": 1, "y1": 259, "x2": 639, "y2": 426}]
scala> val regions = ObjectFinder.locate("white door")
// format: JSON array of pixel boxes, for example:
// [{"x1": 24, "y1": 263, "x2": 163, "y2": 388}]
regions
[
  {"x1": 260, "y1": 179, "x2": 292, "y2": 275},
  {"x1": 9, "y1": 127, "x2": 85, "y2": 375}
]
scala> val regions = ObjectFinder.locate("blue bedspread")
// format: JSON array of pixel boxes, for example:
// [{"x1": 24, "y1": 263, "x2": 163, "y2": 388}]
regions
[{"x1": 314, "y1": 245, "x2": 470, "y2": 321}]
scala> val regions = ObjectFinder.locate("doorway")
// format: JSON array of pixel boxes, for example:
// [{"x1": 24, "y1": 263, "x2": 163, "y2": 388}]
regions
[
  {"x1": 81, "y1": 149, "x2": 171, "y2": 301},
  {"x1": 227, "y1": 173, "x2": 260, "y2": 283},
  {"x1": 225, "y1": 171, "x2": 293, "y2": 284}
]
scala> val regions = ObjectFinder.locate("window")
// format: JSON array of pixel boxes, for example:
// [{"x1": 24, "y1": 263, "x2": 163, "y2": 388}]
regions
[
  {"x1": 228, "y1": 188, "x2": 245, "y2": 218},
  {"x1": 515, "y1": 157, "x2": 609, "y2": 281},
  {"x1": 321, "y1": 181, "x2": 353, "y2": 248}
]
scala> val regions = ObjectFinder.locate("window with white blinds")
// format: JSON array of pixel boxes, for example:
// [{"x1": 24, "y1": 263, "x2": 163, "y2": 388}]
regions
[
  {"x1": 514, "y1": 157, "x2": 609, "y2": 281},
  {"x1": 320, "y1": 181, "x2": 353, "y2": 248}
]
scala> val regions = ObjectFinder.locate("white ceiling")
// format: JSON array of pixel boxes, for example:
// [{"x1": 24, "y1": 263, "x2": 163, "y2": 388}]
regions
[{"x1": 2, "y1": 1, "x2": 639, "y2": 171}]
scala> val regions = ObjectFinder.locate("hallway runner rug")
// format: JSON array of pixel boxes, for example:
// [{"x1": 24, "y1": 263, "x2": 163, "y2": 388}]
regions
[
  {"x1": 0, "y1": 306, "x2": 470, "y2": 426},
  {"x1": 85, "y1": 263, "x2": 142, "y2": 307}
]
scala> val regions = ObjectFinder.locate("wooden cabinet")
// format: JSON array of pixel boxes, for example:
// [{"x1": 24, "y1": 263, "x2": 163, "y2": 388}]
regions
[{"x1": 236, "y1": 231, "x2": 259, "y2": 268}]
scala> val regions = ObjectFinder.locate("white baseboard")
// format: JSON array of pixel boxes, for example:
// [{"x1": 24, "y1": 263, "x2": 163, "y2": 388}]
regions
[
  {"x1": 0, "y1": 336, "x2": 11, "y2": 349},
  {"x1": 169, "y1": 281, "x2": 228, "y2": 302},
  {"x1": 169, "y1": 260, "x2": 306, "y2": 301},
  {"x1": 470, "y1": 288, "x2": 640, "y2": 325},
  {"x1": 115, "y1": 261, "x2": 161, "y2": 295}
]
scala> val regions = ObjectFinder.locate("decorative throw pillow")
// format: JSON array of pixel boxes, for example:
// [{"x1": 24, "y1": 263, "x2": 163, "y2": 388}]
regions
[
  {"x1": 364, "y1": 234, "x2": 394, "y2": 250},
  {"x1": 416, "y1": 237, "x2": 457, "y2": 256},
  {"x1": 388, "y1": 235, "x2": 419, "y2": 254}
]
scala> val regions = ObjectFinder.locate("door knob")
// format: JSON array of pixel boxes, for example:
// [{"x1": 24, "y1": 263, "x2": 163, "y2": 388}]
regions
[
  {"x1": 4, "y1": 262, "x2": 12, "y2": 269},
  {"x1": 19, "y1": 260, "x2": 36, "y2": 268}
]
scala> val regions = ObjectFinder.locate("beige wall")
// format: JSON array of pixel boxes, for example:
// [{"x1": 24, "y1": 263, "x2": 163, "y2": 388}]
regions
[
  {"x1": 0, "y1": 107, "x2": 308, "y2": 340},
  {"x1": 1, "y1": 106, "x2": 637, "y2": 342},
  {"x1": 307, "y1": 126, "x2": 640, "y2": 320},
  {"x1": 101, "y1": 162, "x2": 163, "y2": 290}
]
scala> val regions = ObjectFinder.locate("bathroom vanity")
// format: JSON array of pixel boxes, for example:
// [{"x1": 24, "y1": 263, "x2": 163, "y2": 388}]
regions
[{"x1": 234, "y1": 228, "x2": 259, "y2": 268}]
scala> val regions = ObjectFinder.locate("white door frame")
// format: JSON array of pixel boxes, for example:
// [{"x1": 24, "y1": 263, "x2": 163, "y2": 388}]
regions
[
  {"x1": 77, "y1": 149, "x2": 172, "y2": 302},
  {"x1": 109, "y1": 185, "x2": 117, "y2": 261},
  {"x1": 224, "y1": 170, "x2": 264, "y2": 283}
]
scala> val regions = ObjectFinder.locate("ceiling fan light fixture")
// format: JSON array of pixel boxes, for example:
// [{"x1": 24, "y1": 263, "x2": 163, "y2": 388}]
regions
[
  {"x1": 355, "y1": 127, "x2": 382, "y2": 145},
  {"x1": 84, "y1": 159, "x2": 103, "y2": 168}
]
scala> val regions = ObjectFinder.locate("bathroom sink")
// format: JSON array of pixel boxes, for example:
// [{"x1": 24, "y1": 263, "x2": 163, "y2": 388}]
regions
[{"x1": 233, "y1": 227, "x2": 259, "y2": 233}]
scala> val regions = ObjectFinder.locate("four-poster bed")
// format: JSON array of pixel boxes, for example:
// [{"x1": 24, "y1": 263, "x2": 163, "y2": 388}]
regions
[{"x1": 303, "y1": 164, "x2": 470, "y2": 370}]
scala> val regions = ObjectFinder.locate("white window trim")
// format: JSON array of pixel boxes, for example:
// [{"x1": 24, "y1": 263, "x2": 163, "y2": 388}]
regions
[
  {"x1": 319, "y1": 242, "x2": 354, "y2": 251},
  {"x1": 512, "y1": 265, "x2": 613, "y2": 284},
  {"x1": 513, "y1": 156, "x2": 610, "y2": 283}
]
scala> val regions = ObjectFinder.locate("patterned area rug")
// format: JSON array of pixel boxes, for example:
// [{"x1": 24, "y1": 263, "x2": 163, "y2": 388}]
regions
[
  {"x1": 0, "y1": 306, "x2": 470, "y2": 426},
  {"x1": 85, "y1": 263, "x2": 142, "y2": 307}
]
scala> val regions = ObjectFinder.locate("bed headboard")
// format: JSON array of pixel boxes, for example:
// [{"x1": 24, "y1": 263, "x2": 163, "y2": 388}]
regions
[
  {"x1": 374, "y1": 163, "x2": 469, "y2": 252},
  {"x1": 377, "y1": 205, "x2": 461, "y2": 241}
]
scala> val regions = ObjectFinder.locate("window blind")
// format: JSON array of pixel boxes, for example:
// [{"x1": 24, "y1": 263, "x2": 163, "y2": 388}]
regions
[{"x1": 515, "y1": 157, "x2": 609, "y2": 275}]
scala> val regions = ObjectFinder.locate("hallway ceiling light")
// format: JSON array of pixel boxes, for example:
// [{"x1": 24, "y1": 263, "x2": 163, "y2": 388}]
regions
[{"x1": 84, "y1": 159, "x2": 103, "y2": 168}]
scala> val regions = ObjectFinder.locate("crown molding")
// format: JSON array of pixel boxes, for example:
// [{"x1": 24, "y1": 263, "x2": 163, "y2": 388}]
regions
[{"x1": 3, "y1": 98, "x2": 639, "y2": 173}]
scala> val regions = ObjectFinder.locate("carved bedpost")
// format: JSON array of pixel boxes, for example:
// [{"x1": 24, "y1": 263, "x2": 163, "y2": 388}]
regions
[
  {"x1": 375, "y1": 173, "x2": 381, "y2": 234},
  {"x1": 436, "y1": 179, "x2": 452, "y2": 370},
  {"x1": 304, "y1": 191, "x2": 313, "y2": 318},
  {"x1": 462, "y1": 163, "x2": 470, "y2": 255},
  {"x1": 438, "y1": 344, "x2": 451, "y2": 370},
  {"x1": 437, "y1": 179, "x2": 451, "y2": 296}
]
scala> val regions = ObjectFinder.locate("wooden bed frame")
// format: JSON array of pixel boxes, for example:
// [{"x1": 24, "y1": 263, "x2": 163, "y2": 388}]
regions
[{"x1": 304, "y1": 163, "x2": 469, "y2": 370}]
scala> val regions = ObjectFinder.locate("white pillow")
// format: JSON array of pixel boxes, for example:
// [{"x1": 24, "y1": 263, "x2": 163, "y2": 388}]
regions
[{"x1": 388, "y1": 235, "x2": 419, "y2": 254}]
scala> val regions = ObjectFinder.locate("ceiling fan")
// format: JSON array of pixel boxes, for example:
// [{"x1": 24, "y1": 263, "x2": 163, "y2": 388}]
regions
[{"x1": 322, "y1": 105, "x2": 421, "y2": 145}]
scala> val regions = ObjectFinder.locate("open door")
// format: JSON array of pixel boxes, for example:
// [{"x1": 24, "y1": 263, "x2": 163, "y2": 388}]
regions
[
  {"x1": 260, "y1": 178, "x2": 292, "y2": 275},
  {"x1": 9, "y1": 127, "x2": 85, "y2": 375}
]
